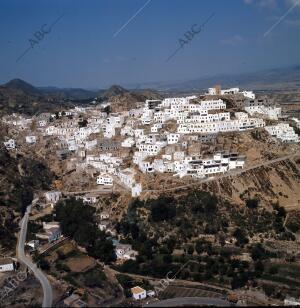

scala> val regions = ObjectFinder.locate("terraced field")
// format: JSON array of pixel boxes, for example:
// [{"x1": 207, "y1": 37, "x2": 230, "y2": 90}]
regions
[{"x1": 159, "y1": 285, "x2": 226, "y2": 300}]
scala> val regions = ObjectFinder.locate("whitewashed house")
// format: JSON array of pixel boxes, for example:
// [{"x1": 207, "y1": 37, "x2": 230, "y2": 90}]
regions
[
  {"x1": 132, "y1": 183, "x2": 142, "y2": 197},
  {"x1": 98, "y1": 221, "x2": 109, "y2": 231},
  {"x1": 0, "y1": 258, "x2": 15, "y2": 272},
  {"x1": 36, "y1": 222, "x2": 62, "y2": 243},
  {"x1": 116, "y1": 244, "x2": 138, "y2": 260},
  {"x1": 44, "y1": 191, "x2": 62, "y2": 204},
  {"x1": 284, "y1": 297, "x2": 300, "y2": 306},
  {"x1": 26, "y1": 135, "x2": 37, "y2": 144},
  {"x1": 39, "y1": 120, "x2": 47, "y2": 127},
  {"x1": 100, "y1": 211, "x2": 110, "y2": 220},
  {"x1": 245, "y1": 105, "x2": 281, "y2": 120},
  {"x1": 291, "y1": 118, "x2": 300, "y2": 129},
  {"x1": 4, "y1": 139, "x2": 15, "y2": 150},
  {"x1": 131, "y1": 286, "x2": 147, "y2": 300},
  {"x1": 121, "y1": 137, "x2": 135, "y2": 148},
  {"x1": 265, "y1": 123, "x2": 299, "y2": 143},
  {"x1": 97, "y1": 174, "x2": 113, "y2": 186},
  {"x1": 167, "y1": 133, "x2": 180, "y2": 144}
]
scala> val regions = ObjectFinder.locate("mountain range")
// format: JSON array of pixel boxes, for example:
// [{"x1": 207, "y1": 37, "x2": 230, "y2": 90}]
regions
[
  {"x1": 124, "y1": 65, "x2": 300, "y2": 92},
  {"x1": 0, "y1": 65, "x2": 299, "y2": 115},
  {"x1": 0, "y1": 79, "x2": 162, "y2": 115}
]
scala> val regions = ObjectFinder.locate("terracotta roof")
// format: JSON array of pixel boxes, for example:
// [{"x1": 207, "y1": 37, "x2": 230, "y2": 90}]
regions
[{"x1": 131, "y1": 286, "x2": 146, "y2": 295}]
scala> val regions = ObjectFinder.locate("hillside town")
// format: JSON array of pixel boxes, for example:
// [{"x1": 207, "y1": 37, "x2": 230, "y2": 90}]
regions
[
  {"x1": 1, "y1": 85, "x2": 300, "y2": 307},
  {"x1": 2, "y1": 86, "x2": 299, "y2": 197}
]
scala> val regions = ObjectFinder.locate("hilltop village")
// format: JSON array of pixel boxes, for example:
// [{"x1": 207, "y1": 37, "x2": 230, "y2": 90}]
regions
[
  {"x1": 2, "y1": 86, "x2": 299, "y2": 198},
  {"x1": 1, "y1": 85, "x2": 300, "y2": 306}
]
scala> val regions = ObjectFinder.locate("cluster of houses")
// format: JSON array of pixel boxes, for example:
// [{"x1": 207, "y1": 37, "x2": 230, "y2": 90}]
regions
[
  {"x1": 265, "y1": 123, "x2": 299, "y2": 143},
  {"x1": 207, "y1": 86, "x2": 256, "y2": 99},
  {"x1": 2, "y1": 87, "x2": 299, "y2": 195}
]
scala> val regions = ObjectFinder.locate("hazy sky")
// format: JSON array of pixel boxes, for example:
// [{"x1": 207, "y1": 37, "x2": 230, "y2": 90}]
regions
[{"x1": 0, "y1": 0, "x2": 299, "y2": 88}]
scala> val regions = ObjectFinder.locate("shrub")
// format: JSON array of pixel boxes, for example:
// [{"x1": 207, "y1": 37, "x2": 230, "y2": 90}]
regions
[{"x1": 246, "y1": 199, "x2": 259, "y2": 209}]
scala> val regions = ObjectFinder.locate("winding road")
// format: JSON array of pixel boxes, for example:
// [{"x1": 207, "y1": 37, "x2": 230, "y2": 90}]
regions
[{"x1": 17, "y1": 198, "x2": 53, "y2": 307}]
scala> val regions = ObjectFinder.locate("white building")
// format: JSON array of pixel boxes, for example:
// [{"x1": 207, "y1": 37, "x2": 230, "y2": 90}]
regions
[
  {"x1": 245, "y1": 105, "x2": 281, "y2": 120},
  {"x1": 36, "y1": 222, "x2": 62, "y2": 243},
  {"x1": 176, "y1": 152, "x2": 245, "y2": 179},
  {"x1": 121, "y1": 137, "x2": 135, "y2": 148},
  {"x1": 167, "y1": 133, "x2": 180, "y2": 144},
  {"x1": 98, "y1": 221, "x2": 109, "y2": 231},
  {"x1": 97, "y1": 174, "x2": 113, "y2": 186},
  {"x1": 118, "y1": 168, "x2": 142, "y2": 197},
  {"x1": 115, "y1": 244, "x2": 138, "y2": 260},
  {"x1": 82, "y1": 195, "x2": 98, "y2": 204},
  {"x1": 221, "y1": 87, "x2": 240, "y2": 95},
  {"x1": 26, "y1": 240, "x2": 39, "y2": 250},
  {"x1": 241, "y1": 91, "x2": 255, "y2": 99},
  {"x1": 131, "y1": 286, "x2": 147, "y2": 301},
  {"x1": 207, "y1": 87, "x2": 255, "y2": 99},
  {"x1": 100, "y1": 211, "x2": 110, "y2": 220},
  {"x1": 39, "y1": 120, "x2": 47, "y2": 127},
  {"x1": 284, "y1": 297, "x2": 300, "y2": 306},
  {"x1": 26, "y1": 135, "x2": 37, "y2": 144},
  {"x1": 291, "y1": 118, "x2": 300, "y2": 129},
  {"x1": 4, "y1": 139, "x2": 15, "y2": 150},
  {"x1": 0, "y1": 258, "x2": 14, "y2": 272},
  {"x1": 132, "y1": 183, "x2": 142, "y2": 197},
  {"x1": 44, "y1": 191, "x2": 62, "y2": 204},
  {"x1": 265, "y1": 123, "x2": 299, "y2": 143}
]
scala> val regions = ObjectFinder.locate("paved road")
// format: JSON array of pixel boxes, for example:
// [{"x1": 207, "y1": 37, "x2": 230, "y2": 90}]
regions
[
  {"x1": 146, "y1": 297, "x2": 232, "y2": 307},
  {"x1": 17, "y1": 198, "x2": 53, "y2": 307},
  {"x1": 145, "y1": 153, "x2": 299, "y2": 193}
]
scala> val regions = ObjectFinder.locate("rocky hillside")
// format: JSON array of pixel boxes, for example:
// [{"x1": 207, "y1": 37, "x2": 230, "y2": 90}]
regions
[
  {"x1": 0, "y1": 143, "x2": 54, "y2": 252},
  {"x1": 0, "y1": 80, "x2": 73, "y2": 115},
  {"x1": 200, "y1": 157, "x2": 300, "y2": 209},
  {"x1": 97, "y1": 85, "x2": 163, "y2": 112},
  {"x1": 0, "y1": 79, "x2": 163, "y2": 115},
  {"x1": 0, "y1": 148, "x2": 54, "y2": 212},
  {"x1": 0, "y1": 145, "x2": 54, "y2": 212}
]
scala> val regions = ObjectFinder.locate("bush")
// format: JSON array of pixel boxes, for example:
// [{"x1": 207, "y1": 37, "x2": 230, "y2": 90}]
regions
[
  {"x1": 251, "y1": 244, "x2": 267, "y2": 261},
  {"x1": 233, "y1": 228, "x2": 249, "y2": 246},
  {"x1": 55, "y1": 198, "x2": 115, "y2": 264},
  {"x1": 83, "y1": 268, "x2": 106, "y2": 288},
  {"x1": 149, "y1": 197, "x2": 176, "y2": 222},
  {"x1": 55, "y1": 261, "x2": 70, "y2": 272},
  {"x1": 188, "y1": 191, "x2": 218, "y2": 215},
  {"x1": 268, "y1": 266, "x2": 279, "y2": 275},
  {"x1": 263, "y1": 284, "x2": 275, "y2": 297},
  {"x1": 39, "y1": 259, "x2": 50, "y2": 271},
  {"x1": 116, "y1": 274, "x2": 137, "y2": 290},
  {"x1": 246, "y1": 199, "x2": 259, "y2": 209}
]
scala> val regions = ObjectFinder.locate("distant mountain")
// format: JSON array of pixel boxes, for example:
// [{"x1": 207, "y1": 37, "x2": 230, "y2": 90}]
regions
[
  {"x1": 97, "y1": 85, "x2": 163, "y2": 112},
  {"x1": 2, "y1": 79, "x2": 99, "y2": 100},
  {"x1": 0, "y1": 79, "x2": 76, "y2": 115},
  {"x1": 2, "y1": 65, "x2": 299, "y2": 115},
  {"x1": 38, "y1": 86, "x2": 97, "y2": 100},
  {"x1": 5, "y1": 78, "x2": 41, "y2": 95},
  {"x1": 100, "y1": 85, "x2": 129, "y2": 98},
  {"x1": 0, "y1": 79, "x2": 163, "y2": 115},
  {"x1": 125, "y1": 66, "x2": 300, "y2": 92}
]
